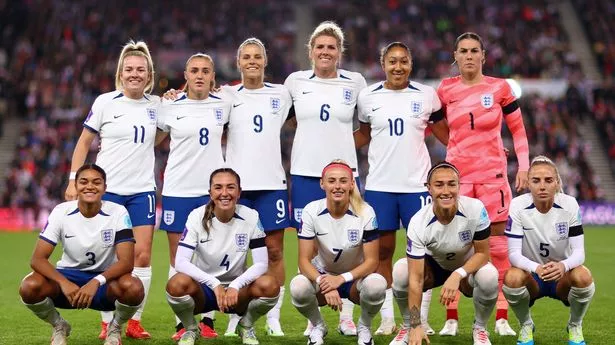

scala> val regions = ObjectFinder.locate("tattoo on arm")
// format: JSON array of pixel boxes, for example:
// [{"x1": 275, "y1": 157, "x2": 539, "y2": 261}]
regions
[{"x1": 409, "y1": 306, "x2": 421, "y2": 328}]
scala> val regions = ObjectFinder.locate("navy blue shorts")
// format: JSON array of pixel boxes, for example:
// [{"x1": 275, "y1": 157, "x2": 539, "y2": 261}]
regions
[
  {"x1": 52, "y1": 269, "x2": 115, "y2": 311},
  {"x1": 290, "y1": 175, "x2": 361, "y2": 229},
  {"x1": 424, "y1": 256, "x2": 472, "y2": 297},
  {"x1": 239, "y1": 190, "x2": 290, "y2": 231},
  {"x1": 530, "y1": 272, "x2": 569, "y2": 307},
  {"x1": 103, "y1": 191, "x2": 156, "y2": 227},
  {"x1": 196, "y1": 283, "x2": 241, "y2": 315},
  {"x1": 364, "y1": 190, "x2": 431, "y2": 231},
  {"x1": 160, "y1": 195, "x2": 210, "y2": 233}
]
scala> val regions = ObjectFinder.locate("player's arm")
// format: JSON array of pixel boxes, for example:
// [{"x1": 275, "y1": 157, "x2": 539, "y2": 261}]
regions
[
  {"x1": 353, "y1": 122, "x2": 371, "y2": 149},
  {"x1": 427, "y1": 93, "x2": 448, "y2": 146},
  {"x1": 101, "y1": 231, "x2": 136, "y2": 281},
  {"x1": 65, "y1": 128, "x2": 96, "y2": 200},
  {"x1": 175, "y1": 244, "x2": 221, "y2": 289},
  {"x1": 464, "y1": 235, "x2": 491, "y2": 274},
  {"x1": 297, "y1": 238, "x2": 321, "y2": 282},
  {"x1": 30, "y1": 239, "x2": 72, "y2": 287},
  {"x1": 427, "y1": 119, "x2": 448, "y2": 146},
  {"x1": 346, "y1": 233, "x2": 379, "y2": 281},
  {"x1": 408, "y1": 256, "x2": 428, "y2": 344},
  {"x1": 155, "y1": 129, "x2": 168, "y2": 146},
  {"x1": 228, "y1": 240, "x2": 268, "y2": 291},
  {"x1": 502, "y1": 98, "x2": 529, "y2": 191}
]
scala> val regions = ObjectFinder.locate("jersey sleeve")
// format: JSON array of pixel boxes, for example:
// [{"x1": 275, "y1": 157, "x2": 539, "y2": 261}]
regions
[
  {"x1": 428, "y1": 86, "x2": 444, "y2": 123},
  {"x1": 355, "y1": 74, "x2": 368, "y2": 93},
  {"x1": 281, "y1": 86, "x2": 293, "y2": 122},
  {"x1": 157, "y1": 103, "x2": 171, "y2": 132},
  {"x1": 436, "y1": 81, "x2": 447, "y2": 118},
  {"x1": 473, "y1": 202, "x2": 491, "y2": 241},
  {"x1": 298, "y1": 206, "x2": 315, "y2": 240},
  {"x1": 504, "y1": 202, "x2": 524, "y2": 239},
  {"x1": 178, "y1": 210, "x2": 200, "y2": 250},
  {"x1": 249, "y1": 215, "x2": 266, "y2": 249},
  {"x1": 113, "y1": 207, "x2": 135, "y2": 245},
  {"x1": 83, "y1": 95, "x2": 106, "y2": 133},
  {"x1": 357, "y1": 90, "x2": 370, "y2": 123},
  {"x1": 406, "y1": 216, "x2": 425, "y2": 259},
  {"x1": 361, "y1": 206, "x2": 379, "y2": 243},
  {"x1": 568, "y1": 197, "x2": 584, "y2": 237},
  {"x1": 39, "y1": 206, "x2": 63, "y2": 246},
  {"x1": 283, "y1": 73, "x2": 296, "y2": 100}
]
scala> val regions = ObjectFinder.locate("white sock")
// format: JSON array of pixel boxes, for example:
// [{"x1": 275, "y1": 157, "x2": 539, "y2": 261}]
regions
[
  {"x1": 359, "y1": 274, "x2": 387, "y2": 328},
  {"x1": 168, "y1": 266, "x2": 183, "y2": 326},
  {"x1": 393, "y1": 288, "x2": 410, "y2": 328},
  {"x1": 240, "y1": 295, "x2": 280, "y2": 328},
  {"x1": 379, "y1": 288, "x2": 394, "y2": 320},
  {"x1": 202, "y1": 310, "x2": 215, "y2": 320},
  {"x1": 503, "y1": 285, "x2": 532, "y2": 325},
  {"x1": 132, "y1": 266, "x2": 152, "y2": 321},
  {"x1": 167, "y1": 293, "x2": 197, "y2": 331},
  {"x1": 290, "y1": 275, "x2": 324, "y2": 326},
  {"x1": 421, "y1": 289, "x2": 432, "y2": 323},
  {"x1": 391, "y1": 258, "x2": 410, "y2": 328},
  {"x1": 340, "y1": 298, "x2": 354, "y2": 321},
  {"x1": 101, "y1": 311, "x2": 114, "y2": 323},
  {"x1": 267, "y1": 286, "x2": 285, "y2": 322},
  {"x1": 569, "y1": 283, "x2": 595, "y2": 326},
  {"x1": 113, "y1": 300, "x2": 139, "y2": 325},
  {"x1": 471, "y1": 263, "x2": 498, "y2": 329},
  {"x1": 23, "y1": 297, "x2": 62, "y2": 326}
]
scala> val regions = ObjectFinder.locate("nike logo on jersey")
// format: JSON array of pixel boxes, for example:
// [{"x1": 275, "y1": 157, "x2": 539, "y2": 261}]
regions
[
  {"x1": 371, "y1": 107, "x2": 382, "y2": 112},
  {"x1": 232, "y1": 103, "x2": 244, "y2": 108},
  {"x1": 315, "y1": 232, "x2": 328, "y2": 236},
  {"x1": 275, "y1": 219, "x2": 285, "y2": 225},
  {"x1": 497, "y1": 209, "x2": 506, "y2": 214},
  {"x1": 199, "y1": 238, "x2": 212, "y2": 243},
  {"x1": 302, "y1": 91, "x2": 313, "y2": 94},
  {"x1": 114, "y1": 114, "x2": 126, "y2": 119},
  {"x1": 147, "y1": 213, "x2": 155, "y2": 219},
  {"x1": 522, "y1": 226, "x2": 534, "y2": 231},
  {"x1": 176, "y1": 116, "x2": 187, "y2": 120},
  {"x1": 64, "y1": 234, "x2": 76, "y2": 238}
]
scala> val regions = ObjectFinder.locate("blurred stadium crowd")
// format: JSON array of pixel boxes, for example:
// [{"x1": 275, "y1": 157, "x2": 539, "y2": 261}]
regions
[{"x1": 0, "y1": 0, "x2": 612, "y2": 222}]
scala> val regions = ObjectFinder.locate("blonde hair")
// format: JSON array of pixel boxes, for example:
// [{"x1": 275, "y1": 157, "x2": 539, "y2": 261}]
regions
[
  {"x1": 323, "y1": 159, "x2": 366, "y2": 217},
  {"x1": 529, "y1": 155, "x2": 564, "y2": 193},
  {"x1": 236, "y1": 37, "x2": 268, "y2": 70},
  {"x1": 307, "y1": 21, "x2": 345, "y2": 65},
  {"x1": 115, "y1": 40, "x2": 155, "y2": 94},
  {"x1": 182, "y1": 53, "x2": 216, "y2": 95}
]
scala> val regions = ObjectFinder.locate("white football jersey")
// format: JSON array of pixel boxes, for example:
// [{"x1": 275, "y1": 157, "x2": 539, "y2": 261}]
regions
[
  {"x1": 39, "y1": 200, "x2": 134, "y2": 272},
  {"x1": 285, "y1": 70, "x2": 366, "y2": 177},
  {"x1": 179, "y1": 204, "x2": 266, "y2": 285},
  {"x1": 83, "y1": 91, "x2": 159, "y2": 195},
  {"x1": 225, "y1": 83, "x2": 292, "y2": 190},
  {"x1": 358, "y1": 81, "x2": 443, "y2": 192},
  {"x1": 505, "y1": 193, "x2": 583, "y2": 264},
  {"x1": 406, "y1": 196, "x2": 491, "y2": 271},
  {"x1": 158, "y1": 92, "x2": 231, "y2": 197},
  {"x1": 298, "y1": 198, "x2": 378, "y2": 274}
]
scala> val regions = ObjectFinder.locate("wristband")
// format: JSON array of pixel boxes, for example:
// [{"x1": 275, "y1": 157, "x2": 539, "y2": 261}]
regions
[
  {"x1": 341, "y1": 272, "x2": 353, "y2": 282},
  {"x1": 316, "y1": 275, "x2": 323, "y2": 284},
  {"x1": 454, "y1": 267, "x2": 468, "y2": 279},
  {"x1": 69, "y1": 172, "x2": 77, "y2": 180},
  {"x1": 93, "y1": 274, "x2": 106, "y2": 286}
]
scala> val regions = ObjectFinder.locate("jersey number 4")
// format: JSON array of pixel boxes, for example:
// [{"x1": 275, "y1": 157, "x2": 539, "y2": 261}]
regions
[{"x1": 220, "y1": 254, "x2": 230, "y2": 271}]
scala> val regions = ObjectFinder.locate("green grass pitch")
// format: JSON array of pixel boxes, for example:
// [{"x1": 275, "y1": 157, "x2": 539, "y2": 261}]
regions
[{"x1": 0, "y1": 228, "x2": 612, "y2": 344}]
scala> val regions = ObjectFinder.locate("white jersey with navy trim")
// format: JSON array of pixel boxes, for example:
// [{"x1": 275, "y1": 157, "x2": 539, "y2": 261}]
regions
[
  {"x1": 179, "y1": 204, "x2": 266, "y2": 285},
  {"x1": 225, "y1": 83, "x2": 292, "y2": 190},
  {"x1": 83, "y1": 91, "x2": 159, "y2": 195},
  {"x1": 159, "y1": 92, "x2": 231, "y2": 197},
  {"x1": 39, "y1": 200, "x2": 134, "y2": 272},
  {"x1": 505, "y1": 193, "x2": 583, "y2": 264},
  {"x1": 406, "y1": 196, "x2": 491, "y2": 271},
  {"x1": 298, "y1": 198, "x2": 378, "y2": 274},
  {"x1": 284, "y1": 70, "x2": 366, "y2": 177},
  {"x1": 358, "y1": 81, "x2": 443, "y2": 192}
]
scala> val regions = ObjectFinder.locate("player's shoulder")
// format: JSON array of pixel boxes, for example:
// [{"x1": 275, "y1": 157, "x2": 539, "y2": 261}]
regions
[
  {"x1": 554, "y1": 193, "x2": 580, "y2": 211},
  {"x1": 161, "y1": 93, "x2": 188, "y2": 106},
  {"x1": 100, "y1": 200, "x2": 128, "y2": 214},
  {"x1": 234, "y1": 204, "x2": 260, "y2": 224},
  {"x1": 187, "y1": 204, "x2": 207, "y2": 222},
  {"x1": 338, "y1": 69, "x2": 364, "y2": 80},
  {"x1": 408, "y1": 80, "x2": 435, "y2": 93},
  {"x1": 144, "y1": 94, "x2": 161, "y2": 103},
  {"x1": 360, "y1": 82, "x2": 384, "y2": 96},
  {"x1": 93, "y1": 90, "x2": 124, "y2": 106},
  {"x1": 510, "y1": 193, "x2": 535, "y2": 212},
  {"x1": 483, "y1": 75, "x2": 505, "y2": 85},
  {"x1": 304, "y1": 198, "x2": 327, "y2": 217},
  {"x1": 50, "y1": 200, "x2": 80, "y2": 216},
  {"x1": 458, "y1": 195, "x2": 486, "y2": 216},
  {"x1": 286, "y1": 70, "x2": 312, "y2": 82},
  {"x1": 438, "y1": 76, "x2": 462, "y2": 89},
  {"x1": 411, "y1": 202, "x2": 435, "y2": 227}
]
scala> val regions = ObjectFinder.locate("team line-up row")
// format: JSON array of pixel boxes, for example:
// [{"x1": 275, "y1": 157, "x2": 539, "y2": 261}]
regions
[{"x1": 17, "y1": 20, "x2": 594, "y2": 345}]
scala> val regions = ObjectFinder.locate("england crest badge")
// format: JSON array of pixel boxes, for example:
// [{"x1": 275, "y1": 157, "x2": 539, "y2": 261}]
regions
[
  {"x1": 411, "y1": 101, "x2": 423, "y2": 117},
  {"x1": 101, "y1": 229, "x2": 114, "y2": 247},
  {"x1": 342, "y1": 88, "x2": 353, "y2": 104},
  {"x1": 555, "y1": 222, "x2": 569, "y2": 240},
  {"x1": 480, "y1": 93, "x2": 494, "y2": 108},
  {"x1": 347, "y1": 228, "x2": 360, "y2": 246},
  {"x1": 458, "y1": 229, "x2": 472, "y2": 244},
  {"x1": 163, "y1": 210, "x2": 175, "y2": 226},
  {"x1": 236, "y1": 233, "x2": 248, "y2": 251},
  {"x1": 215, "y1": 108, "x2": 224, "y2": 126},
  {"x1": 147, "y1": 108, "x2": 157, "y2": 124},
  {"x1": 270, "y1": 97, "x2": 281, "y2": 112}
]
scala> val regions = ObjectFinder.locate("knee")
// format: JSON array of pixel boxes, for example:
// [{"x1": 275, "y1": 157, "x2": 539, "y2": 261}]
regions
[
  {"x1": 268, "y1": 245, "x2": 284, "y2": 264},
  {"x1": 570, "y1": 266, "x2": 593, "y2": 288},
  {"x1": 289, "y1": 274, "x2": 315, "y2": 305},
  {"x1": 391, "y1": 258, "x2": 408, "y2": 291},
  {"x1": 474, "y1": 263, "x2": 499, "y2": 298},
  {"x1": 503, "y1": 267, "x2": 528, "y2": 288},
  {"x1": 166, "y1": 273, "x2": 192, "y2": 297},
  {"x1": 360, "y1": 273, "x2": 387, "y2": 302},
  {"x1": 19, "y1": 274, "x2": 45, "y2": 303},
  {"x1": 253, "y1": 275, "x2": 280, "y2": 297},
  {"x1": 117, "y1": 275, "x2": 144, "y2": 305},
  {"x1": 134, "y1": 250, "x2": 151, "y2": 267},
  {"x1": 378, "y1": 240, "x2": 395, "y2": 262}
]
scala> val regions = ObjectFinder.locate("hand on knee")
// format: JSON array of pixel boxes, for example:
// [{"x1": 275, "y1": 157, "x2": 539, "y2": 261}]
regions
[
  {"x1": 391, "y1": 258, "x2": 408, "y2": 291},
  {"x1": 289, "y1": 275, "x2": 316, "y2": 306}
]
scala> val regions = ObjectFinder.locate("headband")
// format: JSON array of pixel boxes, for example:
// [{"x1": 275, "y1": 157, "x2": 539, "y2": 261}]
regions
[
  {"x1": 426, "y1": 161, "x2": 460, "y2": 184},
  {"x1": 321, "y1": 163, "x2": 353, "y2": 179}
]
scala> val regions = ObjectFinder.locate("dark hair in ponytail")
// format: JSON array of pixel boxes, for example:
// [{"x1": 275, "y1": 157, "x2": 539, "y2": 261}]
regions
[{"x1": 201, "y1": 168, "x2": 242, "y2": 234}]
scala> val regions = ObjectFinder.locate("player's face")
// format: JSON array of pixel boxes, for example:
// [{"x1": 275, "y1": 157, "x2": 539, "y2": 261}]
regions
[
  {"x1": 454, "y1": 38, "x2": 485, "y2": 75},
  {"x1": 321, "y1": 168, "x2": 353, "y2": 205},
  {"x1": 210, "y1": 172, "x2": 241, "y2": 213},
  {"x1": 120, "y1": 55, "x2": 150, "y2": 95},
  {"x1": 428, "y1": 168, "x2": 459, "y2": 210},
  {"x1": 310, "y1": 35, "x2": 340, "y2": 73},
  {"x1": 383, "y1": 46, "x2": 411, "y2": 89},
  {"x1": 185, "y1": 57, "x2": 214, "y2": 95},
  {"x1": 238, "y1": 44, "x2": 266, "y2": 80},
  {"x1": 529, "y1": 165, "x2": 559, "y2": 203},
  {"x1": 75, "y1": 169, "x2": 106, "y2": 204}
]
